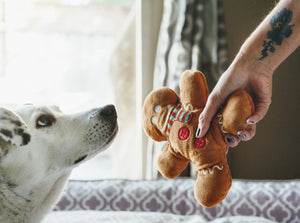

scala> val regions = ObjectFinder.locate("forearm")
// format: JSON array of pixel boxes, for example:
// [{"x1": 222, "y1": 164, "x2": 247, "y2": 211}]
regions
[
  {"x1": 232, "y1": 0, "x2": 300, "y2": 75},
  {"x1": 198, "y1": 0, "x2": 300, "y2": 138}
]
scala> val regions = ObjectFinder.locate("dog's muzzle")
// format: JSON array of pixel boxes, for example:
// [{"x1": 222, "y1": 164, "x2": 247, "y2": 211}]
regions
[
  {"x1": 75, "y1": 105, "x2": 118, "y2": 165},
  {"x1": 87, "y1": 104, "x2": 118, "y2": 145},
  {"x1": 89, "y1": 104, "x2": 117, "y2": 121}
]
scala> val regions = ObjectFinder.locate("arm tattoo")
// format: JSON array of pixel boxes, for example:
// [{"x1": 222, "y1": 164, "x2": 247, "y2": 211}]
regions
[{"x1": 259, "y1": 8, "x2": 295, "y2": 60}]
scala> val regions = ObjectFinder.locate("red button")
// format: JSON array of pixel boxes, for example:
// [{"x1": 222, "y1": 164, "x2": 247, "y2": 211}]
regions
[
  {"x1": 178, "y1": 127, "x2": 190, "y2": 140},
  {"x1": 194, "y1": 137, "x2": 206, "y2": 149}
]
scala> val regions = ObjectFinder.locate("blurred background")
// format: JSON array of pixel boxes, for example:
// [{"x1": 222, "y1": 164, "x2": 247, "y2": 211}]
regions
[
  {"x1": 223, "y1": 0, "x2": 300, "y2": 179},
  {"x1": 0, "y1": 0, "x2": 298, "y2": 180},
  {"x1": 0, "y1": 0, "x2": 136, "y2": 179},
  {"x1": 0, "y1": 0, "x2": 134, "y2": 111}
]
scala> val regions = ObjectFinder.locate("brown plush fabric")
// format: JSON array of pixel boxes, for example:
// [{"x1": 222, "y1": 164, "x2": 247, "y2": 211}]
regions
[{"x1": 143, "y1": 70, "x2": 254, "y2": 207}]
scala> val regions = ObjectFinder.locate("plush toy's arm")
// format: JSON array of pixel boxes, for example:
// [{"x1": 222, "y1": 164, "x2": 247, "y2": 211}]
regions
[
  {"x1": 157, "y1": 144, "x2": 189, "y2": 179},
  {"x1": 220, "y1": 90, "x2": 255, "y2": 135},
  {"x1": 180, "y1": 70, "x2": 209, "y2": 110}
]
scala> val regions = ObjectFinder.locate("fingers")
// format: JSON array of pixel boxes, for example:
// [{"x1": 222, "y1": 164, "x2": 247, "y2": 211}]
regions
[
  {"x1": 225, "y1": 124, "x2": 256, "y2": 149},
  {"x1": 196, "y1": 69, "x2": 239, "y2": 138},
  {"x1": 224, "y1": 134, "x2": 240, "y2": 148},
  {"x1": 237, "y1": 124, "x2": 256, "y2": 141},
  {"x1": 196, "y1": 114, "x2": 211, "y2": 138}
]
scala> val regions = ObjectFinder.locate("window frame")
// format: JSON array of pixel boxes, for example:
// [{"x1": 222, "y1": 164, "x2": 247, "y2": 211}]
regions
[{"x1": 136, "y1": 0, "x2": 163, "y2": 179}]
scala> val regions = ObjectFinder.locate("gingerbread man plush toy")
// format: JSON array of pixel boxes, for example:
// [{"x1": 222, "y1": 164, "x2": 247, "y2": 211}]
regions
[{"x1": 143, "y1": 70, "x2": 254, "y2": 207}]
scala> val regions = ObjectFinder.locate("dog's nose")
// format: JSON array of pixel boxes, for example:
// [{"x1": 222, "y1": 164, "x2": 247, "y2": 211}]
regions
[{"x1": 98, "y1": 104, "x2": 117, "y2": 119}]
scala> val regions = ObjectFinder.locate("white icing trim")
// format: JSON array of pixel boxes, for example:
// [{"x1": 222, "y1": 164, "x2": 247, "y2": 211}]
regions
[
  {"x1": 217, "y1": 113, "x2": 229, "y2": 134},
  {"x1": 184, "y1": 104, "x2": 193, "y2": 111},
  {"x1": 159, "y1": 104, "x2": 172, "y2": 133},
  {"x1": 200, "y1": 165, "x2": 224, "y2": 175},
  {"x1": 182, "y1": 103, "x2": 198, "y2": 112},
  {"x1": 170, "y1": 141, "x2": 178, "y2": 153}
]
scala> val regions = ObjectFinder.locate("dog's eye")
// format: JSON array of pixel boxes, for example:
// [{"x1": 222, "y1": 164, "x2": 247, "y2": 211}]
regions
[{"x1": 36, "y1": 115, "x2": 56, "y2": 128}]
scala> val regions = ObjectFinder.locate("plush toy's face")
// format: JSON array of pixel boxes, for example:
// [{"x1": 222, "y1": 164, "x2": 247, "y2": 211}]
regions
[
  {"x1": 143, "y1": 70, "x2": 254, "y2": 207},
  {"x1": 143, "y1": 88, "x2": 179, "y2": 142}
]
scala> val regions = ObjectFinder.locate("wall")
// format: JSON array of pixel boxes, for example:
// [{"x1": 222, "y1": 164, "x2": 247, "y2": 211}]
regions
[{"x1": 223, "y1": 0, "x2": 300, "y2": 179}]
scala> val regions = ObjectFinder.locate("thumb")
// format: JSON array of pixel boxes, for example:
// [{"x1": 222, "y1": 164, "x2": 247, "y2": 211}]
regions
[{"x1": 197, "y1": 92, "x2": 225, "y2": 138}]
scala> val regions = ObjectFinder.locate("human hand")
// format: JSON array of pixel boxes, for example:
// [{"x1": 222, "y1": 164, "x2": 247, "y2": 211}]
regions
[{"x1": 197, "y1": 63, "x2": 273, "y2": 148}]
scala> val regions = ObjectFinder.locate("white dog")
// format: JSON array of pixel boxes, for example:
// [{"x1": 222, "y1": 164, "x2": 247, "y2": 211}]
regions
[{"x1": 0, "y1": 104, "x2": 118, "y2": 223}]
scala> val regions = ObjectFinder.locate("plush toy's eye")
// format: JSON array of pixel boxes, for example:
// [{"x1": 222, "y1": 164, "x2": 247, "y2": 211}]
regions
[
  {"x1": 154, "y1": 105, "x2": 161, "y2": 113},
  {"x1": 36, "y1": 114, "x2": 56, "y2": 128},
  {"x1": 151, "y1": 116, "x2": 157, "y2": 124},
  {"x1": 178, "y1": 127, "x2": 190, "y2": 140}
]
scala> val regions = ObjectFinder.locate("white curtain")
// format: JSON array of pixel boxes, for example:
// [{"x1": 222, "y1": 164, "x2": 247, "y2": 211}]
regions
[
  {"x1": 109, "y1": 9, "x2": 140, "y2": 179},
  {"x1": 147, "y1": 0, "x2": 228, "y2": 179}
]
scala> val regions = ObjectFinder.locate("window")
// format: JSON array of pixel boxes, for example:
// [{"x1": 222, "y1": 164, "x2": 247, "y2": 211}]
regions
[
  {"x1": 0, "y1": 0, "x2": 134, "y2": 111},
  {"x1": 0, "y1": 0, "x2": 163, "y2": 180},
  {"x1": 0, "y1": 0, "x2": 135, "y2": 180}
]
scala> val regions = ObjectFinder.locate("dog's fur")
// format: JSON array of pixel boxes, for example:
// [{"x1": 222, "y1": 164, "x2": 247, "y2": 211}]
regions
[{"x1": 0, "y1": 104, "x2": 118, "y2": 223}]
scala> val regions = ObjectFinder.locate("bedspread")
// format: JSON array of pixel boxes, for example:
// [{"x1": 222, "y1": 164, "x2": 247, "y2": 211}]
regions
[
  {"x1": 44, "y1": 211, "x2": 277, "y2": 223},
  {"x1": 54, "y1": 179, "x2": 300, "y2": 223}
]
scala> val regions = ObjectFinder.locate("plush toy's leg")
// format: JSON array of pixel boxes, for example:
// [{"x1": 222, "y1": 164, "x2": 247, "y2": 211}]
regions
[
  {"x1": 194, "y1": 163, "x2": 232, "y2": 207},
  {"x1": 157, "y1": 144, "x2": 189, "y2": 179}
]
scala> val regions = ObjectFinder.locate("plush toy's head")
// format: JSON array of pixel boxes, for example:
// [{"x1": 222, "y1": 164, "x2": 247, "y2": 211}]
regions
[{"x1": 143, "y1": 70, "x2": 254, "y2": 207}]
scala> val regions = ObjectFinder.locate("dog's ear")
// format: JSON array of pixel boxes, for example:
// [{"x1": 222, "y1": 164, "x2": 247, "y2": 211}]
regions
[{"x1": 0, "y1": 107, "x2": 31, "y2": 146}]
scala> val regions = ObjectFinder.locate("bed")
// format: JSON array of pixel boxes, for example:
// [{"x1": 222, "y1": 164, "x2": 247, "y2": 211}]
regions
[{"x1": 43, "y1": 178, "x2": 300, "y2": 223}]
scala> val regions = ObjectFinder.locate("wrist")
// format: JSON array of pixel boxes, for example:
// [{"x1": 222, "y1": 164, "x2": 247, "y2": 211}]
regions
[{"x1": 231, "y1": 44, "x2": 275, "y2": 78}]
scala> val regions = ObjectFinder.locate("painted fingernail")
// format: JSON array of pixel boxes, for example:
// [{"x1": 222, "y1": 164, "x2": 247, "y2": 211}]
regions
[
  {"x1": 238, "y1": 134, "x2": 247, "y2": 139},
  {"x1": 195, "y1": 127, "x2": 201, "y2": 138},
  {"x1": 226, "y1": 137, "x2": 235, "y2": 143},
  {"x1": 247, "y1": 119, "x2": 255, "y2": 124}
]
